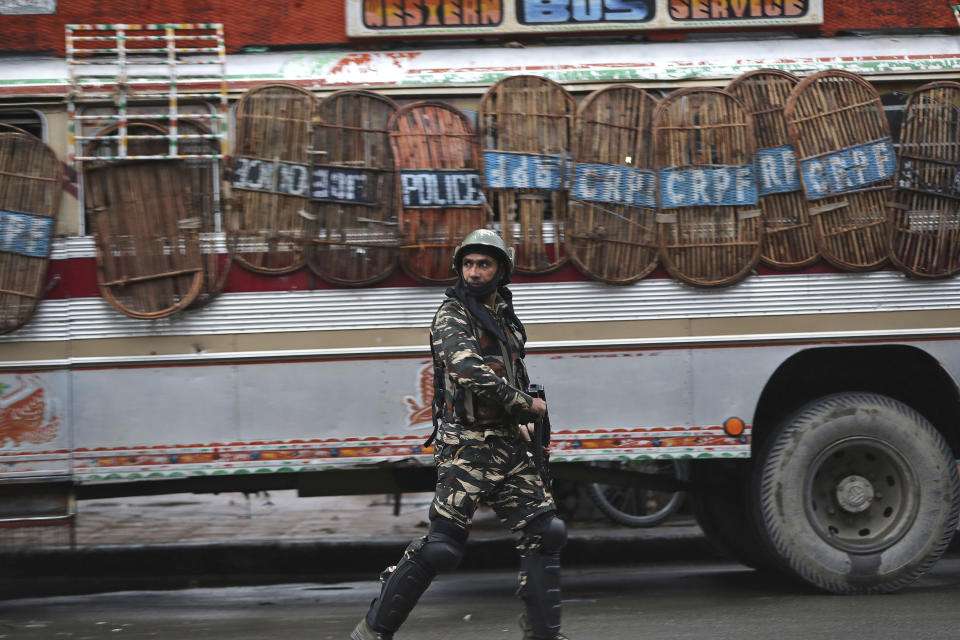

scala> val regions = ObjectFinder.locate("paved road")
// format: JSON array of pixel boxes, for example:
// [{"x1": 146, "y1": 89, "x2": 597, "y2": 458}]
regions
[
  {"x1": 1, "y1": 489, "x2": 716, "y2": 600},
  {"x1": 3, "y1": 557, "x2": 959, "y2": 640}
]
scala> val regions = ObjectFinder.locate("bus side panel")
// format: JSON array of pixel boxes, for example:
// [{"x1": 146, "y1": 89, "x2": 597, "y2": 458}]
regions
[
  {"x1": 527, "y1": 348, "x2": 694, "y2": 430},
  {"x1": 689, "y1": 343, "x2": 801, "y2": 428},
  {"x1": 234, "y1": 357, "x2": 437, "y2": 441},
  {"x1": 71, "y1": 366, "x2": 240, "y2": 448},
  {"x1": 0, "y1": 370, "x2": 72, "y2": 480}
]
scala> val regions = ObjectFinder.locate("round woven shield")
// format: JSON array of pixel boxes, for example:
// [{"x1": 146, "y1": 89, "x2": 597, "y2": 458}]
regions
[
  {"x1": 727, "y1": 69, "x2": 818, "y2": 270},
  {"x1": 309, "y1": 89, "x2": 398, "y2": 286},
  {"x1": 0, "y1": 132, "x2": 62, "y2": 334},
  {"x1": 653, "y1": 88, "x2": 762, "y2": 287},
  {"x1": 785, "y1": 70, "x2": 892, "y2": 271},
  {"x1": 889, "y1": 81, "x2": 960, "y2": 278},
  {"x1": 82, "y1": 121, "x2": 207, "y2": 319},
  {"x1": 229, "y1": 82, "x2": 315, "y2": 275},
  {"x1": 389, "y1": 101, "x2": 485, "y2": 284},
  {"x1": 568, "y1": 85, "x2": 660, "y2": 284},
  {"x1": 480, "y1": 75, "x2": 575, "y2": 274}
]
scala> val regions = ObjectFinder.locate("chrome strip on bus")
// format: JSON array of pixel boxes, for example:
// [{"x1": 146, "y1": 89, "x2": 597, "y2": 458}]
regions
[
  {"x1": 4, "y1": 326, "x2": 960, "y2": 371},
  {"x1": 4, "y1": 271, "x2": 960, "y2": 346}
]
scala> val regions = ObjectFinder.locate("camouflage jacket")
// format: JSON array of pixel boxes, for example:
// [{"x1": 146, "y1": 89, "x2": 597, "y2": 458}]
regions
[{"x1": 430, "y1": 294, "x2": 533, "y2": 446}]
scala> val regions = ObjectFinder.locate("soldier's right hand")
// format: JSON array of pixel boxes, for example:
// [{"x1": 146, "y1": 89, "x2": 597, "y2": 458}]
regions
[{"x1": 529, "y1": 397, "x2": 547, "y2": 417}]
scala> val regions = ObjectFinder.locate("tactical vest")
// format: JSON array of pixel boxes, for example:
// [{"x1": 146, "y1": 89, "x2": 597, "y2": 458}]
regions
[{"x1": 426, "y1": 296, "x2": 528, "y2": 446}]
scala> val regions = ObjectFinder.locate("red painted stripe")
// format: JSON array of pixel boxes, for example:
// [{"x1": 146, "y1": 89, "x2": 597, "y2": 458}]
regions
[{"x1": 41, "y1": 253, "x2": 864, "y2": 302}]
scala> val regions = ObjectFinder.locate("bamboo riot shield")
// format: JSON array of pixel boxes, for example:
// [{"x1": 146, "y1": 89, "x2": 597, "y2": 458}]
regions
[
  {"x1": 568, "y1": 85, "x2": 659, "y2": 284},
  {"x1": 480, "y1": 75, "x2": 575, "y2": 274},
  {"x1": 889, "y1": 82, "x2": 960, "y2": 278},
  {"x1": 83, "y1": 121, "x2": 219, "y2": 318},
  {"x1": 309, "y1": 90, "x2": 398, "y2": 286},
  {"x1": 653, "y1": 89, "x2": 762, "y2": 287},
  {"x1": 0, "y1": 132, "x2": 62, "y2": 334},
  {"x1": 727, "y1": 70, "x2": 818, "y2": 269},
  {"x1": 85, "y1": 159, "x2": 204, "y2": 319},
  {"x1": 229, "y1": 83, "x2": 314, "y2": 274},
  {"x1": 389, "y1": 101, "x2": 485, "y2": 284},
  {"x1": 785, "y1": 70, "x2": 893, "y2": 271}
]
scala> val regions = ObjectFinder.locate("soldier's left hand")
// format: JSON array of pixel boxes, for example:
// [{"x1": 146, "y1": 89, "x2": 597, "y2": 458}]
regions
[{"x1": 518, "y1": 423, "x2": 534, "y2": 443}]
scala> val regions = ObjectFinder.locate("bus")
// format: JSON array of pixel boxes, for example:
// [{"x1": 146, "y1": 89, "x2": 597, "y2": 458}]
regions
[{"x1": 1, "y1": 0, "x2": 959, "y2": 595}]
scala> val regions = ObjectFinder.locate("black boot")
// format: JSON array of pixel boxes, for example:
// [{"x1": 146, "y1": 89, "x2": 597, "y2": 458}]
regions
[
  {"x1": 518, "y1": 612, "x2": 571, "y2": 640},
  {"x1": 351, "y1": 617, "x2": 392, "y2": 640}
]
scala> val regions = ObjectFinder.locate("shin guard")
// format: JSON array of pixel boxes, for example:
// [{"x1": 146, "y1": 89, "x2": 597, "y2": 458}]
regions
[
  {"x1": 365, "y1": 554, "x2": 433, "y2": 633},
  {"x1": 365, "y1": 518, "x2": 467, "y2": 634},
  {"x1": 517, "y1": 516, "x2": 567, "y2": 639}
]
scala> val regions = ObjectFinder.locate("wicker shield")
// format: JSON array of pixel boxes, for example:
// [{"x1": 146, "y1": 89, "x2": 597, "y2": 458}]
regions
[
  {"x1": 83, "y1": 121, "x2": 220, "y2": 319},
  {"x1": 889, "y1": 82, "x2": 960, "y2": 278},
  {"x1": 654, "y1": 88, "x2": 762, "y2": 287},
  {"x1": 480, "y1": 75, "x2": 575, "y2": 274},
  {"x1": 389, "y1": 101, "x2": 485, "y2": 284},
  {"x1": 0, "y1": 132, "x2": 62, "y2": 334},
  {"x1": 568, "y1": 85, "x2": 660, "y2": 284},
  {"x1": 785, "y1": 70, "x2": 893, "y2": 271},
  {"x1": 85, "y1": 158, "x2": 205, "y2": 319},
  {"x1": 309, "y1": 90, "x2": 398, "y2": 286},
  {"x1": 229, "y1": 83, "x2": 314, "y2": 275},
  {"x1": 727, "y1": 69, "x2": 818, "y2": 269}
]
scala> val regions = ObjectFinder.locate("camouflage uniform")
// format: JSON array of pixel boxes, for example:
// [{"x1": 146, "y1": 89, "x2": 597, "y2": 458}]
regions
[
  {"x1": 430, "y1": 294, "x2": 556, "y2": 532},
  {"x1": 353, "y1": 230, "x2": 568, "y2": 640}
]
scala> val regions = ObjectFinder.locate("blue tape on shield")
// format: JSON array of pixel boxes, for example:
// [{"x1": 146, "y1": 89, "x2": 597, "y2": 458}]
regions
[
  {"x1": 0, "y1": 209, "x2": 54, "y2": 258},
  {"x1": 572, "y1": 163, "x2": 657, "y2": 208},
  {"x1": 800, "y1": 138, "x2": 896, "y2": 200},
  {"x1": 756, "y1": 146, "x2": 802, "y2": 196},
  {"x1": 484, "y1": 151, "x2": 569, "y2": 190},
  {"x1": 659, "y1": 164, "x2": 758, "y2": 209},
  {"x1": 400, "y1": 170, "x2": 484, "y2": 208}
]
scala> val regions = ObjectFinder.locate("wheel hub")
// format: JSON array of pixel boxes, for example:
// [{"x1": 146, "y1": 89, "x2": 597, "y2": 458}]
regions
[
  {"x1": 806, "y1": 437, "x2": 919, "y2": 554},
  {"x1": 835, "y1": 475, "x2": 875, "y2": 513}
]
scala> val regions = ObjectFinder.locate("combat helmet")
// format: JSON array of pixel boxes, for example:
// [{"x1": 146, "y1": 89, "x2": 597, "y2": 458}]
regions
[{"x1": 452, "y1": 228, "x2": 515, "y2": 277}]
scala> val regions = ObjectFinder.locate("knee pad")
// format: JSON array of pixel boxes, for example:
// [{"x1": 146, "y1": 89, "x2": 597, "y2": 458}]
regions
[
  {"x1": 419, "y1": 517, "x2": 467, "y2": 574},
  {"x1": 540, "y1": 517, "x2": 567, "y2": 553},
  {"x1": 523, "y1": 514, "x2": 567, "y2": 554}
]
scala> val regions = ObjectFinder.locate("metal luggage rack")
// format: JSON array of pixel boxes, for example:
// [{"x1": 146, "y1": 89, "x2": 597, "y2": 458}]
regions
[{"x1": 65, "y1": 23, "x2": 229, "y2": 165}]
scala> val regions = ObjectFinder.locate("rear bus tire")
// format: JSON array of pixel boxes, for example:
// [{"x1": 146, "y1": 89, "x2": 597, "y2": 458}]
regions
[
  {"x1": 691, "y1": 459, "x2": 778, "y2": 571},
  {"x1": 754, "y1": 392, "x2": 960, "y2": 594},
  {"x1": 586, "y1": 459, "x2": 689, "y2": 528}
]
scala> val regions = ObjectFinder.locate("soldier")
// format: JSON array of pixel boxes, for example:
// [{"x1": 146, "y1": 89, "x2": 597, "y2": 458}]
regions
[{"x1": 352, "y1": 229, "x2": 570, "y2": 640}]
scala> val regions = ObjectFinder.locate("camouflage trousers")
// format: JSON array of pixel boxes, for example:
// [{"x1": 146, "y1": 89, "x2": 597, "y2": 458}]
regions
[{"x1": 430, "y1": 434, "x2": 556, "y2": 536}]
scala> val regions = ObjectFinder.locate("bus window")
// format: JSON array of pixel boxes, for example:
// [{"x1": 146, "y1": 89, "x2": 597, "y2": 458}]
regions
[{"x1": 0, "y1": 109, "x2": 45, "y2": 140}]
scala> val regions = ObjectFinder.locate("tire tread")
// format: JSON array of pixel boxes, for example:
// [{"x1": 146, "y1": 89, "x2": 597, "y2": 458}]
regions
[{"x1": 756, "y1": 392, "x2": 960, "y2": 594}]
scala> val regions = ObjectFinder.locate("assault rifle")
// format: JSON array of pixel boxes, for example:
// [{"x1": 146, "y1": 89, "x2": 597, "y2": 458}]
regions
[{"x1": 527, "y1": 383, "x2": 552, "y2": 487}]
